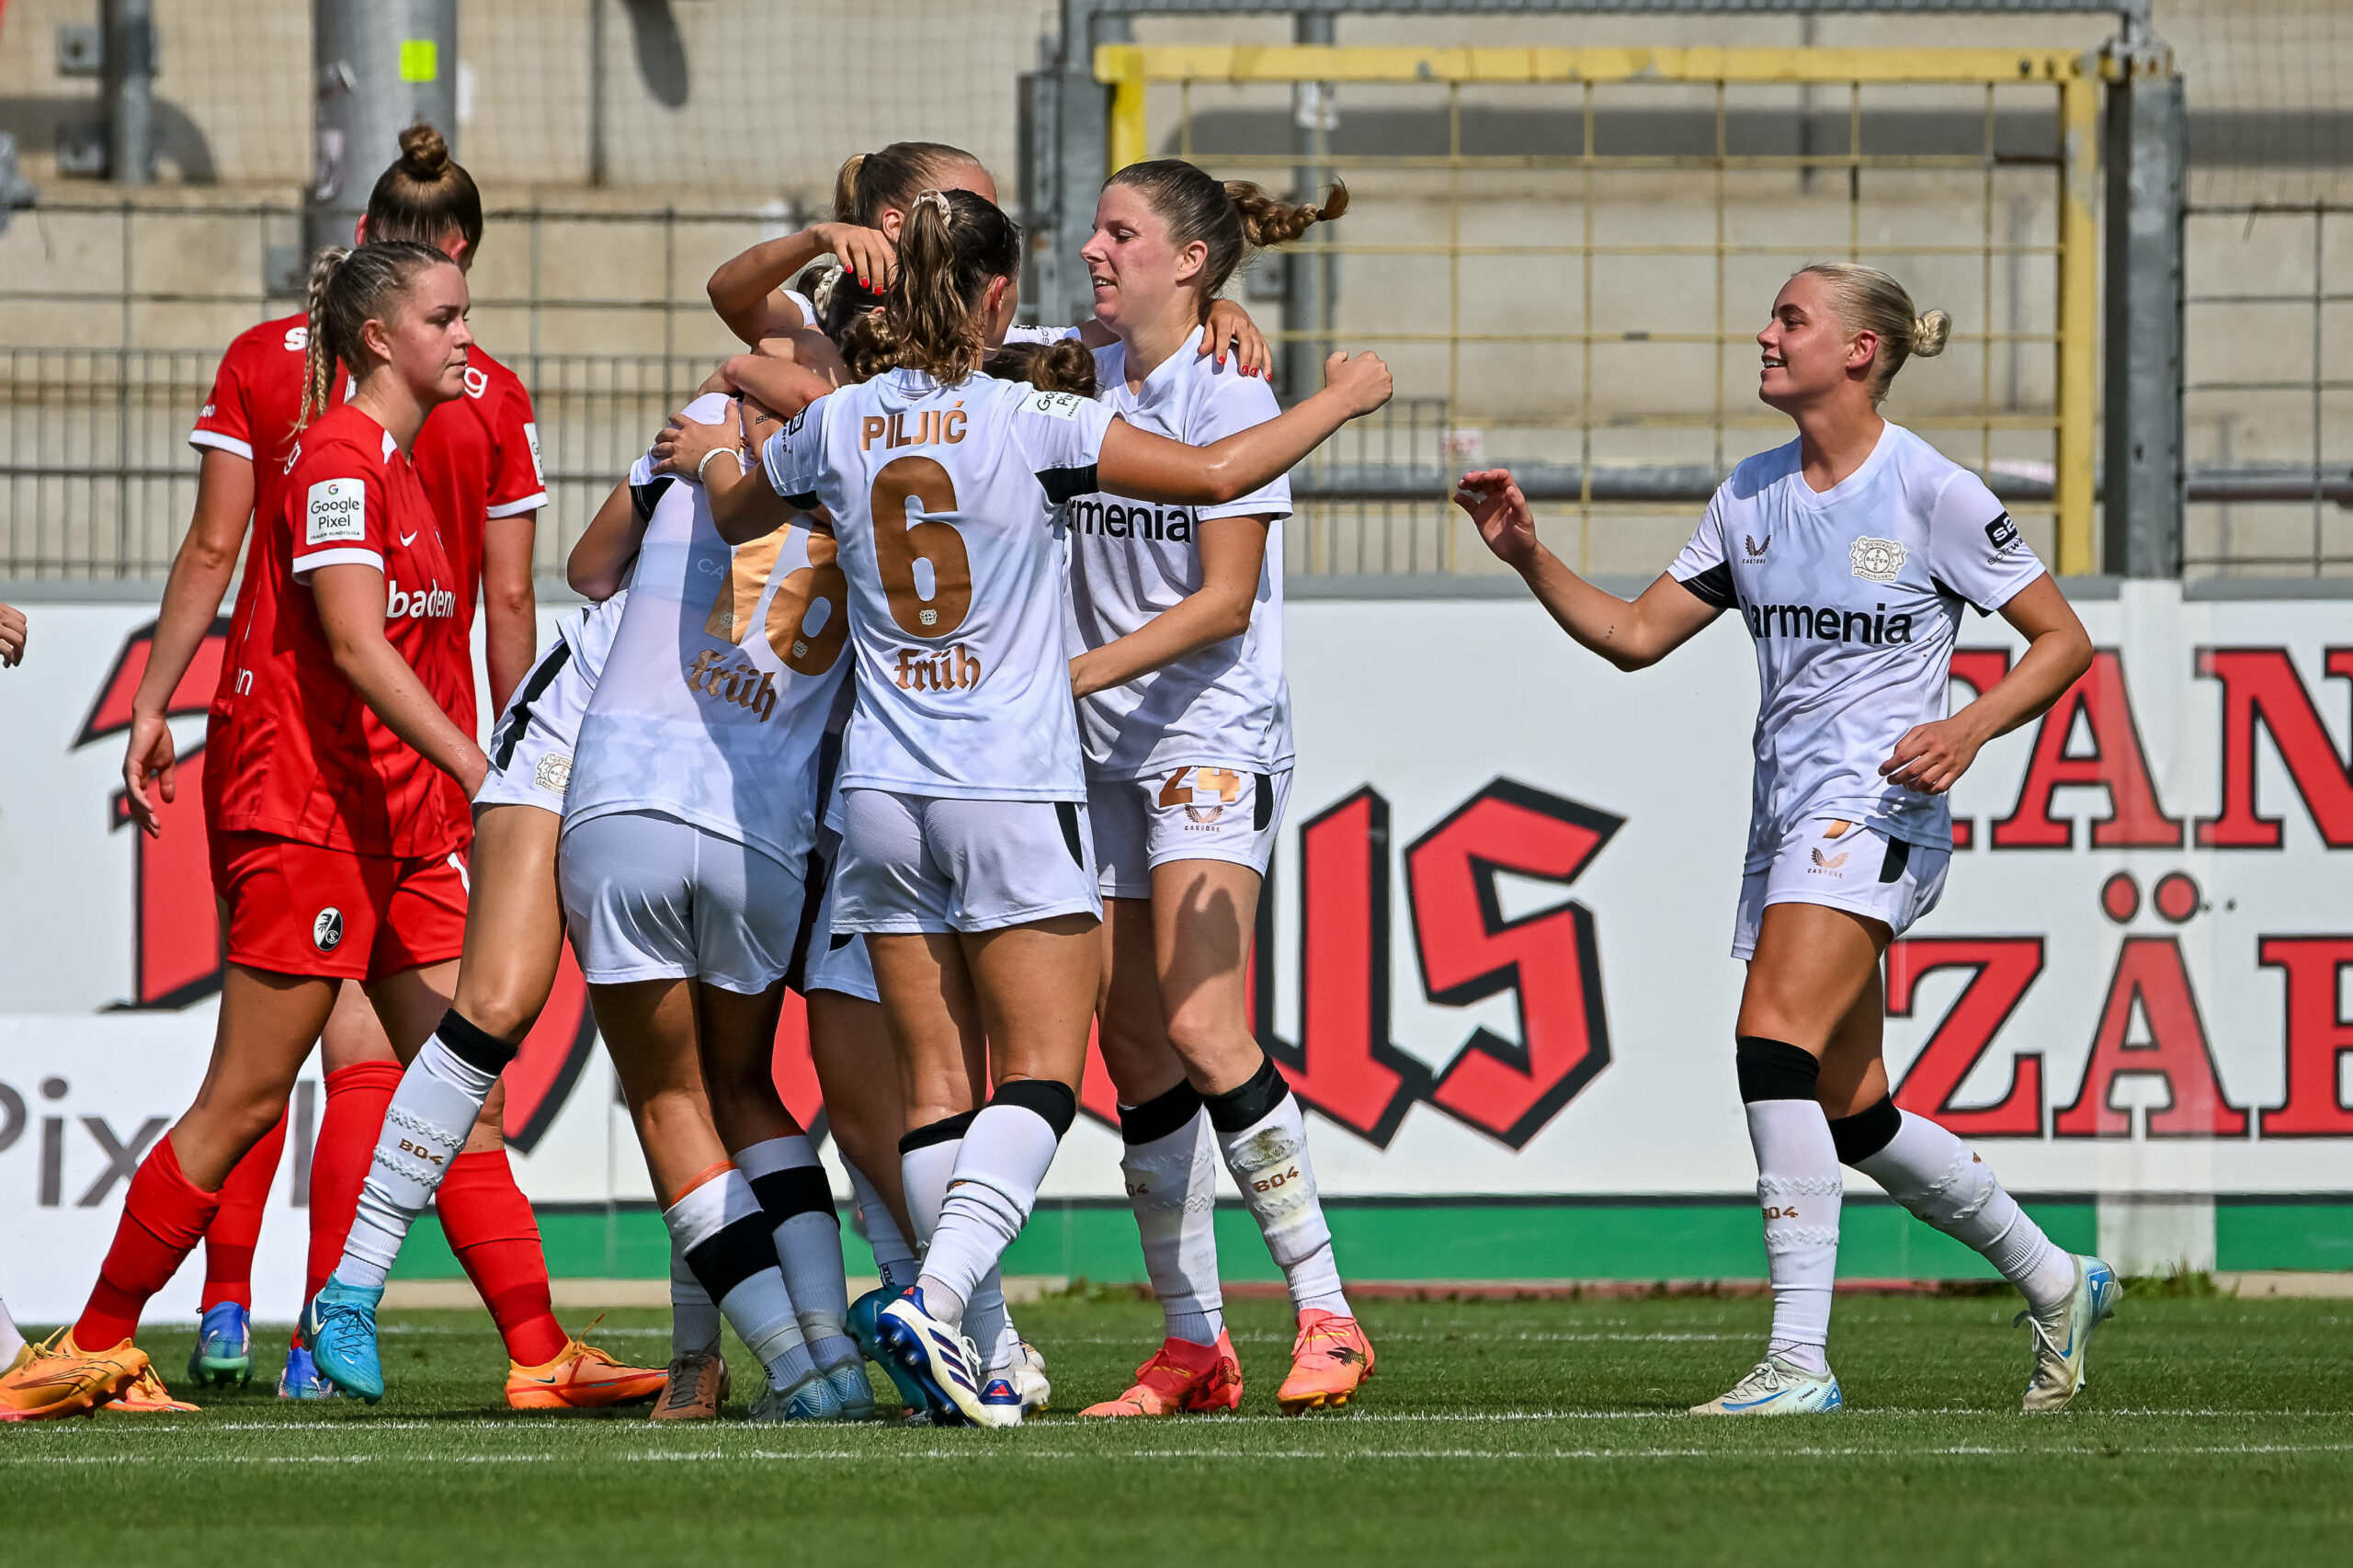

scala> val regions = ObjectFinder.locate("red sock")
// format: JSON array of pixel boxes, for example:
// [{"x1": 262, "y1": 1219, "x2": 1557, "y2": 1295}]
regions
[
  {"x1": 436, "y1": 1148, "x2": 568, "y2": 1367},
  {"x1": 306, "y1": 1062, "x2": 404, "y2": 1302},
  {"x1": 201, "y1": 1108, "x2": 287, "y2": 1312},
  {"x1": 76, "y1": 1133, "x2": 222, "y2": 1349}
]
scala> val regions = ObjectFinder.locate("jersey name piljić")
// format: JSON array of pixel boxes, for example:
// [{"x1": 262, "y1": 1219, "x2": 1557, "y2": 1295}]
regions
[
  {"x1": 1066, "y1": 326, "x2": 1294, "y2": 779},
  {"x1": 761, "y1": 369, "x2": 1114, "y2": 802},
  {"x1": 1667, "y1": 422, "x2": 2046, "y2": 867},
  {"x1": 563, "y1": 393, "x2": 848, "y2": 869}
]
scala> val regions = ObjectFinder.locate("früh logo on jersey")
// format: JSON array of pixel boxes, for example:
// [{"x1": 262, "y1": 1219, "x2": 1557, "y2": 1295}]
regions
[{"x1": 67, "y1": 621, "x2": 2353, "y2": 1155}]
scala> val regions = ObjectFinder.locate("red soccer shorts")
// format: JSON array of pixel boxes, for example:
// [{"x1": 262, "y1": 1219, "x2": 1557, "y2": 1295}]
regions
[{"x1": 210, "y1": 831, "x2": 468, "y2": 983}]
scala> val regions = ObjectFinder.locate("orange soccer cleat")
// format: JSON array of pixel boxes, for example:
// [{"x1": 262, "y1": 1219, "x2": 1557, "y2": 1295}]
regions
[
  {"x1": 505, "y1": 1335, "x2": 667, "y2": 1411},
  {"x1": 99, "y1": 1362, "x2": 202, "y2": 1415},
  {"x1": 1078, "y1": 1330, "x2": 1245, "y2": 1418},
  {"x1": 0, "y1": 1332, "x2": 149, "y2": 1422},
  {"x1": 1277, "y1": 1309, "x2": 1375, "y2": 1415}
]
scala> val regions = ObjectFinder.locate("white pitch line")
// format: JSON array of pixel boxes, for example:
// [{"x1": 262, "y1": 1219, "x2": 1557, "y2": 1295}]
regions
[{"x1": 10, "y1": 1442, "x2": 2353, "y2": 1469}]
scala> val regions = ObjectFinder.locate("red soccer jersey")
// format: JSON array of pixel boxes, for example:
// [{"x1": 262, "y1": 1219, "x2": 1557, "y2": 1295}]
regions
[
  {"x1": 208, "y1": 403, "x2": 474, "y2": 858},
  {"x1": 189, "y1": 312, "x2": 546, "y2": 733}
]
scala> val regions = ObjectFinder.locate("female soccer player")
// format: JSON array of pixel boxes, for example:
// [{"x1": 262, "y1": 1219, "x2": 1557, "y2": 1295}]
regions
[
  {"x1": 0, "y1": 241, "x2": 495, "y2": 1421},
  {"x1": 111, "y1": 127, "x2": 647, "y2": 1409},
  {"x1": 705, "y1": 140, "x2": 1269, "y2": 377},
  {"x1": 675, "y1": 187, "x2": 1391, "y2": 1426},
  {"x1": 1052, "y1": 160, "x2": 1373, "y2": 1418},
  {"x1": 1456, "y1": 263, "x2": 2115, "y2": 1415}
]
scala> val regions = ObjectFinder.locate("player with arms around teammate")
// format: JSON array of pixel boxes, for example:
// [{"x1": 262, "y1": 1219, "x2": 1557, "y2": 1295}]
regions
[
  {"x1": 1457, "y1": 264, "x2": 2114, "y2": 1415},
  {"x1": 682, "y1": 188, "x2": 1392, "y2": 1425},
  {"x1": 0, "y1": 243, "x2": 491, "y2": 1420},
  {"x1": 1062, "y1": 160, "x2": 1373, "y2": 1418},
  {"x1": 113, "y1": 126, "x2": 623, "y2": 1406}
]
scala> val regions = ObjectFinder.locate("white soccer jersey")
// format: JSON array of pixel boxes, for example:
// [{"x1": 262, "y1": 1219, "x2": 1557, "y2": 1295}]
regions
[
  {"x1": 556, "y1": 585, "x2": 628, "y2": 687},
  {"x1": 1667, "y1": 422, "x2": 2046, "y2": 868},
  {"x1": 1066, "y1": 326, "x2": 1294, "y2": 778},
  {"x1": 563, "y1": 392, "x2": 851, "y2": 869},
  {"x1": 761, "y1": 368, "x2": 1115, "y2": 801}
]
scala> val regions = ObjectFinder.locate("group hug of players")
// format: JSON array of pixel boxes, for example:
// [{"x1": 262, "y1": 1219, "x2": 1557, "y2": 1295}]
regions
[{"x1": 0, "y1": 123, "x2": 2121, "y2": 1426}]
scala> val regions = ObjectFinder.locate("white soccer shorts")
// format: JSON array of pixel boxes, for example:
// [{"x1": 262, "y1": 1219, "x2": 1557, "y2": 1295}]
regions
[
  {"x1": 832, "y1": 789, "x2": 1102, "y2": 935},
  {"x1": 1088, "y1": 766, "x2": 1291, "y2": 900},
  {"x1": 1732, "y1": 815, "x2": 1950, "y2": 960},
  {"x1": 801, "y1": 842, "x2": 881, "y2": 1004},
  {"x1": 557, "y1": 809, "x2": 807, "y2": 994},
  {"x1": 474, "y1": 638, "x2": 593, "y2": 814}
]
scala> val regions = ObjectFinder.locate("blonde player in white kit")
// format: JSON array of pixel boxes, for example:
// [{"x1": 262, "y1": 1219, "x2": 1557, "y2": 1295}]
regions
[
  {"x1": 1459, "y1": 264, "x2": 2118, "y2": 1415},
  {"x1": 679, "y1": 188, "x2": 1392, "y2": 1426},
  {"x1": 558, "y1": 392, "x2": 874, "y2": 1424},
  {"x1": 1057, "y1": 159, "x2": 1373, "y2": 1419}
]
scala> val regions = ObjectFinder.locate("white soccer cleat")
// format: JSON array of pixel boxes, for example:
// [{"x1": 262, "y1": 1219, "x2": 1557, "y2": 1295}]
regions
[
  {"x1": 877, "y1": 1289, "x2": 1003, "y2": 1428},
  {"x1": 1004, "y1": 1339, "x2": 1050, "y2": 1414},
  {"x1": 2019, "y1": 1254, "x2": 2122, "y2": 1413},
  {"x1": 1689, "y1": 1355, "x2": 1844, "y2": 1415}
]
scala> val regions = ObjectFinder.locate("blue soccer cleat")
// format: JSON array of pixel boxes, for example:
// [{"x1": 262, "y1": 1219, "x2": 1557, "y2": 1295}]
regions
[
  {"x1": 188, "y1": 1302, "x2": 253, "y2": 1389},
  {"x1": 849, "y1": 1287, "x2": 931, "y2": 1416},
  {"x1": 748, "y1": 1368, "x2": 845, "y2": 1423},
  {"x1": 1689, "y1": 1355, "x2": 1844, "y2": 1415},
  {"x1": 299, "y1": 1278, "x2": 385, "y2": 1403},
  {"x1": 823, "y1": 1357, "x2": 879, "y2": 1422},
  {"x1": 277, "y1": 1341, "x2": 339, "y2": 1401},
  {"x1": 876, "y1": 1288, "x2": 1008, "y2": 1428}
]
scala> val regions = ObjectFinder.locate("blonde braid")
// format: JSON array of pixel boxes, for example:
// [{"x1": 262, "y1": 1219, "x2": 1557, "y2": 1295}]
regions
[{"x1": 296, "y1": 246, "x2": 350, "y2": 431}]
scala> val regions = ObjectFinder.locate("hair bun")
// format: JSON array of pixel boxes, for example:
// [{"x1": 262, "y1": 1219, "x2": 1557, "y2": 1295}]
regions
[
  {"x1": 1911, "y1": 309, "x2": 1951, "y2": 358},
  {"x1": 398, "y1": 123, "x2": 450, "y2": 178}
]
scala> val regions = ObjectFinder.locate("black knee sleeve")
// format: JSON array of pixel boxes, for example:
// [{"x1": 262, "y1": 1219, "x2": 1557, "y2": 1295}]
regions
[
  {"x1": 435, "y1": 1008, "x2": 519, "y2": 1076},
  {"x1": 990, "y1": 1078, "x2": 1078, "y2": 1140},
  {"x1": 748, "y1": 1165, "x2": 838, "y2": 1227},
  {"x1": 1734, "y1": 1036, "x2": 1820, "y2": 1103},
  {"x1": 1202, "y1": 1053, "x2": 1290, "y2": 1133},
  {"x1": 1118, "y1": 1079, "x2": 1204, "y2": 1146},
  {"x1": 898, "y1": 1109, "x2": 977, "y2": 1155},
  {"x1": 1826, "y1": 1095, "x2": 1904, "y2": 1165},
  {"x1": 683, "y1": 1213, "x2": 777, "y2": 1302}
]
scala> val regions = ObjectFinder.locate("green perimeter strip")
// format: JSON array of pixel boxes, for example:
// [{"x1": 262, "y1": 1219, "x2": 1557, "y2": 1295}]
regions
[
  {"x1": 2217, "y1": 1201, "x2": 2353, "y2": 1273},
  {"x1": 389, "y1": 1198, "x2": 2128, "y2": 1284}
]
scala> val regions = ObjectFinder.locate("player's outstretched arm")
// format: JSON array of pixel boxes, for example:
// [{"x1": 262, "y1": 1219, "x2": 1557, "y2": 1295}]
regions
[
  {"x1": 312, "y1": 562, "x2": 489, "y2": 799},
  {"x1": 1455, "y1": 468, "x2": 1719, "y2": 672},
  {"x1": 121, "y1": 447, "x2": 256, "y2": 836},
  {"x1": 652, "y1": 401, "x2": 811, "y2": 546},
  {"x1": 1097, "y1": 349, "x2": 1391, "y2": 506},
  {"x1": 707, "y1": 224, "x2": 895, "y2": 346},
  {"x1": 1880, "y1": 573, "x2": 2090, "y2": 795},
  {"x1": 567, "y1": 479, "x2": 647, "y2": 600}
]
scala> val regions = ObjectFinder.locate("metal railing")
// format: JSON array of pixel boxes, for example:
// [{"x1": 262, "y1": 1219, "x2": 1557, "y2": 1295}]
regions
[
  {"x1": 0, "y1": 199, "x2": 778, "y2": 580},
  {"x1": 1098, "y1": 43, "x2": 2101, "y2": 579},
  {"x1": 2181, "y1": 203, "x2": 2353, "y2": 579}
]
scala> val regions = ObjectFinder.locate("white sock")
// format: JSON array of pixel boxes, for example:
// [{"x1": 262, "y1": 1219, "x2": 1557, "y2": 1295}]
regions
[
  {"x1": 1210, "y1": 1072, "x2": 1348, "y2": 1318},
  {"x1": 846, "y1": 1158, "x2": 920, "y2": 1294},
  {"x1": 669, "y1": 1238, "x2": 721, "y2": 1358},
  {"x1": 899, "y1": 1128, "x2": 1017, "y2": 1358},
  {"x1": 662, "y1": 1167, "x2": 815, "y2": 1393},
  {"x1": 1746, "y1": 1099, "x2": 1842, "y2": 1377},
  {"x1": 0, "y1": 1293, "x2": 24, "y2": 1363},
  {"x1": 1857, "y1": 1109, "x2": 2075, "y2": 1313},
  {"x1": 916, "y1": 1103, "x2": 1063, "y2": 1333},
  {"x1": 736, "y1": 1134, "x2": 858, "y2": 1369},
  {"x1": 1120, "y1": 1100, "x2": 1225, "y2": 1346},
  {"x1": 335, "y1": 1026, "x2": 503, "y2": 1291}
]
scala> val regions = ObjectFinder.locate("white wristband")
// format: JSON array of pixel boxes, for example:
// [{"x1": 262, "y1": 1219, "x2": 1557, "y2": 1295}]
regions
[{"x1": 697, "y1": 444, "x2": 739, "y2": 482}]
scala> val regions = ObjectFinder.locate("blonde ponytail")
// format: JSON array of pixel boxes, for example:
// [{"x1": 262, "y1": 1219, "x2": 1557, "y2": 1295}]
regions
[
  {"x1": 298, "y1": 246, "x2": 351, "y2": 430},
  {"x1": 876, "y1": 188, "x2": 1021, "y2": 386}
]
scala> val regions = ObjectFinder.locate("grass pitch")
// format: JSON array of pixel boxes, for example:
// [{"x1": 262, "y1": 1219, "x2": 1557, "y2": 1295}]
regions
[{"x1": 6, "y1": 1290, "x2": 2349, "y2": 1566}]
